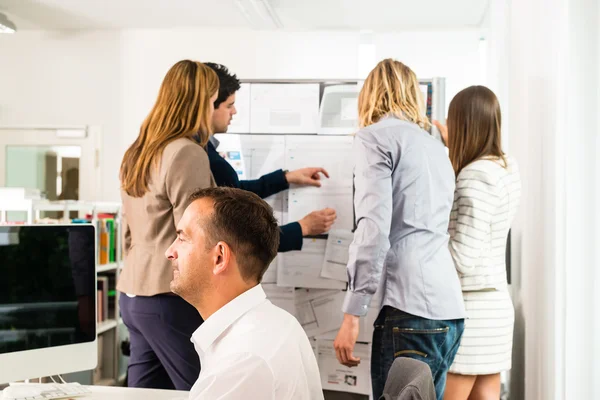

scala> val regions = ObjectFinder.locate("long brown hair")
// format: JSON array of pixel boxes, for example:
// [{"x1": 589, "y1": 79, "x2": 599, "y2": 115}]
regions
[
  {"x1": 358, "y1": 58, "x2": 430, "y2": 130},
  {"x1": 120, "y1": 60, "x2": 219, "y2": 197},
  {"x1": 447, "y1": 85, "x2": 506, "y2": 175}
]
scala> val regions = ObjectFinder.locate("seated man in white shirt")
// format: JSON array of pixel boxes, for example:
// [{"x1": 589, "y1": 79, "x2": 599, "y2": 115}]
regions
[{"x1": 165, "y1": 187, "x2": 324, "y2": 400}]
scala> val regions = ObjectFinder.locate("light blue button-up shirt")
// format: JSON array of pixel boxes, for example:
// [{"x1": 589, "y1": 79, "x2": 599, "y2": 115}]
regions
[{"x1": 342, "y1": 116, "x2": 466, "y2": 320}]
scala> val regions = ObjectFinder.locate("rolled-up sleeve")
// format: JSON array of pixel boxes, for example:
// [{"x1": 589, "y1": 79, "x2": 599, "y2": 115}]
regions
[{"x1": 342, "y1": 129, "x2": 393, "y2": 316}]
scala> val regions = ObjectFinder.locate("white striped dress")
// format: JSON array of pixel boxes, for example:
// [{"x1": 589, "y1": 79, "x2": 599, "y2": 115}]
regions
[{"x1": 448, "y1": 155, "x2": 521, "y2": 375}]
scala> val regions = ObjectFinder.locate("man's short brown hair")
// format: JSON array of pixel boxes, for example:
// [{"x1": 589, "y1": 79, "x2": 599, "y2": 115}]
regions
[{"x1": 189, "y1": 187, "x2": 279, "y2": 282}]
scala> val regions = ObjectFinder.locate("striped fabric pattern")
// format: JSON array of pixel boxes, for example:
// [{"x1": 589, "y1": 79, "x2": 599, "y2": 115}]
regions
[{"x1": 448, "y1": 155, "x2": 521, "y2": 375}]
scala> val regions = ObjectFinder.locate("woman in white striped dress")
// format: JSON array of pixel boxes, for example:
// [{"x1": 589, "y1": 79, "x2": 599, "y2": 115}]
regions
[{"x1": 434, "y1": 86, "x2": 521, "y2": 400}]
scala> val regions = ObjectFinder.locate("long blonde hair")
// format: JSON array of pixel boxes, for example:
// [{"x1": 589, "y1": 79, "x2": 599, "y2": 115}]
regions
[
  {"x1": 447, "y1": 85, "x2": 506, "y2": 175},
  {"x1": 120, "y1": 60, "x2": 219, "y2": 197},
  {"x1": 358, "y1": 59, "x2": 430, "y2": 130}
]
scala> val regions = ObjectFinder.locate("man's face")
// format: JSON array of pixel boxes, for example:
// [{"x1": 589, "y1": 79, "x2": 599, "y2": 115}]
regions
[
  {"x1": 211, "y1": 93, "x2": 237, "y2": 134},
  {"x1": 165, "y1": 198, "x2": 215, "y2": 302}
]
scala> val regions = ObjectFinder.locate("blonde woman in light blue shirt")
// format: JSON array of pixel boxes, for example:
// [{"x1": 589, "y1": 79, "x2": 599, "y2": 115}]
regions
[{"x1": 334, "y1": 59, "x2": 466, "y2": 400}]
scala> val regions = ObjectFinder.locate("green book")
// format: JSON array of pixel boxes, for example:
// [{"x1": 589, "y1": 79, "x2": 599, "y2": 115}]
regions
[{"x1": 106, "y1": 218, "x2": 115, "y2": 263}]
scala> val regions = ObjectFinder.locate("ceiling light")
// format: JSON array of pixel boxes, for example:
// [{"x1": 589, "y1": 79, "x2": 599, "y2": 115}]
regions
[{"x1": 0, "y1": 13, "x2": 16, "y2": 34}]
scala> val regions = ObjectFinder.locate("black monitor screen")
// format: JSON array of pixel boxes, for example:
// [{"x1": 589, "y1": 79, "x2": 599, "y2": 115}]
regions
[{"x1": 0, "y1": 225, "x2": 96, "y2": 354}]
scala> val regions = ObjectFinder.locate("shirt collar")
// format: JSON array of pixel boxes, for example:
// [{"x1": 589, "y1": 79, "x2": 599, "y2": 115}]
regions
[
  {"x1": 191, "y1": 284, "x2": 266, "y2": 353},
  {"x1": 208, "y1": 135, "x2": 220, "y2": 149},
  {"x1": 192, "y1": 134, "x2": 219, "y2": 150}
]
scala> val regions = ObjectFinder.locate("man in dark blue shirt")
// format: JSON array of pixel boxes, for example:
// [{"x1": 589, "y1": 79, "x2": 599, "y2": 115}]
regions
[{"x1": 201, "y1": 63, "x2": 336, "y2": 252}]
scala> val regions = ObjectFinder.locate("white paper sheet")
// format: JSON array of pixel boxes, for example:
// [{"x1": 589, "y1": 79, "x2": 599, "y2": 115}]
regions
[
  {"x1": 263, "y1": 283, "x2": 296, "y2": 317},
  {"x1": 227, "y1": 83, "x2": 251, "y2": 133},
  {"x1": 250, "y1": 84, "x2": 320, "y2": 134},
  {"x1": 321, "y1": 229, "x2": 354, "y2": 282},
  {"x1": 277, "y1": 238, "x2": 346, "y2": 290},
  {"x1": 318, "y1": 339, "x2": 372, "y2": 395},
  {"x1": 294, "y1": 289, "x2": 346, "y2": 337},
  {"x1": 288, "y1": 186, "x2": 354, "y2": 231},
  {"x1": 284, "y1": 136, "x2": 354, "y2": 183},
  {"x1": 285, "y1": 136, "x2": 355, "y2": 231}
]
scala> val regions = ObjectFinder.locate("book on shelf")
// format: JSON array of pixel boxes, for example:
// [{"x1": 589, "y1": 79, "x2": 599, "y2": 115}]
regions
[
  {"x1": 97, "y1": 276, "x2": 109, "y2": 323},
  {"x1": 77, "y1": 213, "x2": 119, "y2": 265}
]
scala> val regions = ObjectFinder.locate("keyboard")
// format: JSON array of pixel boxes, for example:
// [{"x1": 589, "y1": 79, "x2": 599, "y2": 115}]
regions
[{"x1": 1, "y1": 383, "x2": 91, "y2": 400}]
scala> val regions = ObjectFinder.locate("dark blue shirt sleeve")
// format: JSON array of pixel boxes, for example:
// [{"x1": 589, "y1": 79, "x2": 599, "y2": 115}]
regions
[
  {"x1": 239, "y1": 169, "x2": 289, "y2": 199},
  {"x1": 278, "y1": 222, "x2": 303, "y2": 252}
]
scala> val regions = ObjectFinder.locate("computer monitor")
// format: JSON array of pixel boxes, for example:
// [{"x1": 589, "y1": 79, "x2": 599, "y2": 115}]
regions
[{"x1": 0, "y1": 224, "x2": 97, "y2": 384}]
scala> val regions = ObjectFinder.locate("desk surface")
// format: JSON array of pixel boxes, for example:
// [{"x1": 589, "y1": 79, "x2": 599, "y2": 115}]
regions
[
  {"x1": 0, "y1": 386, "x2": 188, "y2": 400},
  {"x1": 85, "y1": 386, "x2": 188, "y2": 400},
  {"x1": 1, "y1": 385, "x2": 369, "y2": 400}
]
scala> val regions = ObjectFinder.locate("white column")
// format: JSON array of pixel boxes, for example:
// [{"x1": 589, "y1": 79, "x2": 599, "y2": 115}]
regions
[
  {"x1": 563, "y1": 0, "x2": 599, "y2": 399},
  {"x1": 499, "y1": 0, "x2": 600, "y2": 398}
]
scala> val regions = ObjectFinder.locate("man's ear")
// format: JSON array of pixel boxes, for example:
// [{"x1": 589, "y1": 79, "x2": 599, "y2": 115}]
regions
[{"x1": 212, "y1": 241, "x2": 232, "y2": 276}]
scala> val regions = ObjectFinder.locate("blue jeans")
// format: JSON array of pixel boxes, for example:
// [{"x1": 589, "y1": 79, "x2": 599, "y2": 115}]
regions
[{"x1": 371, "y1": 306, "x2": 464, "y2": 400}]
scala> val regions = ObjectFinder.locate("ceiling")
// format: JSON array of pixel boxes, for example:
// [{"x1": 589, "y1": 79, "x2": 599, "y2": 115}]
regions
[
  {"x1": 276, "y1": 0, "x2": 489, "y2": 31},
  {"x1": 0, "y1": 0, "x2": 489, "y2": 31}
]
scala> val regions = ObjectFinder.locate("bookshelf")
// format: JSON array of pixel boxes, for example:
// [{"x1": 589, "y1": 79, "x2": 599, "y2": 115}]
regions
[{"x1": 0, "y1": 198, "x2": 129, "y2": 386}]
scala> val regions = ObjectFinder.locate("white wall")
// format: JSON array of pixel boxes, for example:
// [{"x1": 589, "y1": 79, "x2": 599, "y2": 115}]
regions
[
  {"x1": 0, "y1": 30, "x2": 123, "y2": 201},
  {"x1": 376, "y1": 30, "x2": 484, "y2": 109},
  {"x1": 0, "y1": 27, "x2": 483, "y2": 201},
  {"x1": 0, "y1": 31, "x2": 121, "y2": 199}
]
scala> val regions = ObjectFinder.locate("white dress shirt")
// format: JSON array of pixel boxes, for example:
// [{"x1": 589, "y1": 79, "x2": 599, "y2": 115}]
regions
[{"x1": 189, "y1": 284, "x2": 324, "y2": 400}]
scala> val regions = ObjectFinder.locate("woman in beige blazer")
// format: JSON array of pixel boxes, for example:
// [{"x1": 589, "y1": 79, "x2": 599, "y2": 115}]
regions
[{"x1": 117, "y1": 60, "x2": 218, "y2": 390}]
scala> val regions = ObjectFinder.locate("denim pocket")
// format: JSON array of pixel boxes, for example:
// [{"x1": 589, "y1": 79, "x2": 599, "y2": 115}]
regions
[{"x1": 392, "y1": 324, "x2": 450, "y2": 360}]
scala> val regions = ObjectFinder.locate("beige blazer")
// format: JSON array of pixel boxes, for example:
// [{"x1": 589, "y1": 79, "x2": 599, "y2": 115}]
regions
[{"x1": 117, "y1": 138, "x2": 215, "y2": 296}]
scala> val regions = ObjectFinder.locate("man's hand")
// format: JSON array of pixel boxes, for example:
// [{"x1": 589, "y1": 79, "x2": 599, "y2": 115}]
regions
[
  {"x1": 433, "y1": 120, "x2": 448, "y2": 146},
  {"x1": 285, "y1": 167, "x2": 330, "y2": 187},
  {"x1": 298, "y1": 208, "x2": 336, "y2": 236},
  {"x1": 334, "y1": 314, "x2": 361, "y2": 367}
]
